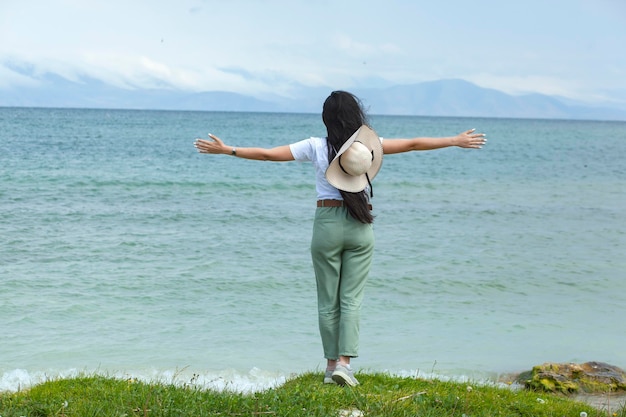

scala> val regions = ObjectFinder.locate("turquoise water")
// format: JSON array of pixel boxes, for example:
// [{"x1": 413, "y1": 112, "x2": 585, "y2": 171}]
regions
[{"x1": 1, "y1": 108, "x2": 625, "y2": 391}]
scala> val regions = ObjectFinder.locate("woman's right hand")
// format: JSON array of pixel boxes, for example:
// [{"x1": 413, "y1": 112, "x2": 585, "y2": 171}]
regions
[{"x1": 194, "y1": 133, "x2": 229, "y2": 154}]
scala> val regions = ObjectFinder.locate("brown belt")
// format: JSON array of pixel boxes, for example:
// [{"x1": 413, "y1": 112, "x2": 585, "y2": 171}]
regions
[{"x1": 317, "y1": 199, "x2": 372, "y2": 210}]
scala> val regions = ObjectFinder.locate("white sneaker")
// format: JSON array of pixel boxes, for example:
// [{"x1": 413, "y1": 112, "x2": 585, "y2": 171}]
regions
[{"x1": 332, "y1": 363, "x2": 359, "y2": 386}]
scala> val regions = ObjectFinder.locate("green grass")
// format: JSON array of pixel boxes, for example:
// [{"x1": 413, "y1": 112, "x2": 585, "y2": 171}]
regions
[{"x1": 1, "y1": 372, "x2": 624, "y2": 417}]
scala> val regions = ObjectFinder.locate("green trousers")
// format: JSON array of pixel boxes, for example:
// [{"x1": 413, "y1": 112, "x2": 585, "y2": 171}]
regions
[{"x1": 311, "y1": 207, "x2": 374, "y2": 360}]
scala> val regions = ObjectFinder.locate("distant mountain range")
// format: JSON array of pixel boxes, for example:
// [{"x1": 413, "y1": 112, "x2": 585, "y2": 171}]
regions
[{"x1": 2, "y1": 75, "x2": 625, "y2": 121}]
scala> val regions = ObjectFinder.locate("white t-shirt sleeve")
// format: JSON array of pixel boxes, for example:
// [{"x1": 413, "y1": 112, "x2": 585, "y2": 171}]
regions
[
  {"x1": 288, "y1": 137, "x2": 343, "y2": 200},
  {"x1": 289, "y1": 138, "x2": 315, "y2": 162}
]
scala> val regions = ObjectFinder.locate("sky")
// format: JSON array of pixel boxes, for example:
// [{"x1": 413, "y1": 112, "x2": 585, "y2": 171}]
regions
[{"x1": 1, "y1": 0, "x2": 626, "y2": 107}]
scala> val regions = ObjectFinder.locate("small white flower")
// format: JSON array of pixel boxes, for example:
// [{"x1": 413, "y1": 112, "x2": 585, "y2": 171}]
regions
[
  {"x1": 62, "y1": 401, "x2": 68, "y2": 408},
  {"x1": 338, "y1": 409, "x2": 364, "y2": 417},
  {"x1": 466, "y1": 386, "x2": 473, "y2": 392},
  {"x1": 536, "y1": 398, "x2": 546, "y2": 404},
  {"x1": 580, "y1": 412, "x2": 588, "y2": 417}
]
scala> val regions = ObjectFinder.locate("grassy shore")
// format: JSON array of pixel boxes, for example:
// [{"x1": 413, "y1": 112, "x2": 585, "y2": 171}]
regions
[{"x1": 1, "y1": 372, "x2": 624, "y2": 417}]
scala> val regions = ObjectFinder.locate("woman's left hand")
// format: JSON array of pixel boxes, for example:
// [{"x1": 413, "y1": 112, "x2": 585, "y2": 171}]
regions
[{"x1": 454, "y1": 129, "x2": 487, "y2": 149}]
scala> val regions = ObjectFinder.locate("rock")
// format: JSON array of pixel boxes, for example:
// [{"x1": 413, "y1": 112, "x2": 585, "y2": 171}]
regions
[{"x1": 518, "y1": 362, "x2": 626, "y2": 394}]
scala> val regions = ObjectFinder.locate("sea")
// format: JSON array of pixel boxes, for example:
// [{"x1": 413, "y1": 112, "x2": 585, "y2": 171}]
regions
[{"x1": 1, "y1": 107, "x2": 625, "y2": 393}]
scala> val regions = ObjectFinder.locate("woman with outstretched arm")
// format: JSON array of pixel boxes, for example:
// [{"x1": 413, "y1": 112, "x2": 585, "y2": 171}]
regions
[{"x1": 194, "y1": 90, "x2": 486, "y2": 386}]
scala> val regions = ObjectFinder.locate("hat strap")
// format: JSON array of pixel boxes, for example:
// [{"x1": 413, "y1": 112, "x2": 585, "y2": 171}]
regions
[
  {"x1": 338, "y1": 155, "x2": 348, "y2": 175},
  {"x1": 367, "y1": 148, "x2": 374, "y2": 197}
]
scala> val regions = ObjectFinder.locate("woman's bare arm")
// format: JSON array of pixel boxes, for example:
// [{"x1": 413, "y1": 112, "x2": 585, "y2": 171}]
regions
[
  {"x1": 382, "y1": 129, "x2": 486, "y2": 154},
  {"x1": 194, "y1": 133, "x2": 295, "y2": 161}
]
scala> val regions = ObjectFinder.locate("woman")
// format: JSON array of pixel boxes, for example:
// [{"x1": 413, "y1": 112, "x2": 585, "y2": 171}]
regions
[{"x1": 194, "y1": 91, "x2": 486, "y2": 386}]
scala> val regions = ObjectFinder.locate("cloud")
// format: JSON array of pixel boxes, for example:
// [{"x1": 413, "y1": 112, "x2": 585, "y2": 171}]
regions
[
  {"x1": 0, "y1": 0, "x2": 624, "y2": 106},
  {"x1": 333, "y1": 34, "x2": 403, "y2": 59},
  {"x1": 0, "y1": 62, "x2": 41, "y2": 89},
  {"x1": 467, "y1": 74, "x2": 578, "y2": 97},
  {"x1": 466, "y1": 72, "x2": 626, "y2": 106}
]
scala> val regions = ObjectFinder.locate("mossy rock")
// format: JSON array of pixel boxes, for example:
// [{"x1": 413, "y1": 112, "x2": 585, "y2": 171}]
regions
[{"x1": 518, "y1": 362, "x2": 626, "y2": 394}]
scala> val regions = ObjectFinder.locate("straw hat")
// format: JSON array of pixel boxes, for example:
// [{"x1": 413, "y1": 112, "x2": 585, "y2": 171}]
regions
[{"x1": 325, "y1": 125, "x2": 383, "y2": 193}]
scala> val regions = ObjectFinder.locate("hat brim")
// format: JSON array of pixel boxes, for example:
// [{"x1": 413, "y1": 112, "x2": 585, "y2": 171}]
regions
[{"x1": 325, "y1": 125, "x2": 383, "y2": 193}]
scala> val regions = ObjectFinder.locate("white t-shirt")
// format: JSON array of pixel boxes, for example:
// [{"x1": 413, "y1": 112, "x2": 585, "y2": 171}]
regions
[
  {"x1": 289, "y1": 136, "x2": 383, "y2": 200},
  {"x1": 290, "y1": 137, "x2": 342, "y2": 200}
]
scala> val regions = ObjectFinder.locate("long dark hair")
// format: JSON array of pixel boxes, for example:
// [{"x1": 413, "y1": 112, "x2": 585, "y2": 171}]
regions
[{"x1": 322, "y1": 91, "x2": 374, "y2": 224}]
